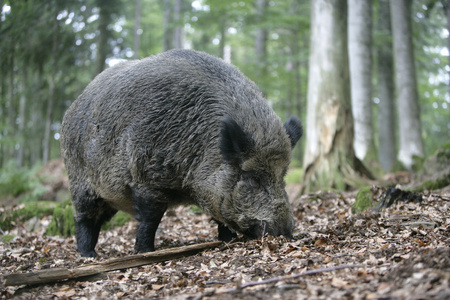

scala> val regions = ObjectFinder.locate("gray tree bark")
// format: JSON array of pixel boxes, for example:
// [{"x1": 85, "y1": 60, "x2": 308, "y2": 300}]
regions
[
  {"x1": 348, "y1": 0, "x2": 374, "y2": 161},
  {"x1": 173, "y1": 0, "x2": 183, "y2": 49},
  {"x1": 390, "y1": 0, "x2": 424, "y2": 169},
  {"x1": 133, "y1": 0, "x2": 141, "y2": 59},
  {"x1": 302, "y1": 0, "x2": 372, "y2": 192},
  {"x1": 377, "y1": 0, "x2": 396, "y2": 172},
  {"x1": 163, "y1": 0, "x2": 172, "y2": 51}
]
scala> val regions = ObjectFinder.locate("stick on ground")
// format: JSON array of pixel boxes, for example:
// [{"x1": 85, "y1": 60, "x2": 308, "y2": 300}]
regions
[{"x1": 2, "y1": 241, "x2": 222, "y2": 287}]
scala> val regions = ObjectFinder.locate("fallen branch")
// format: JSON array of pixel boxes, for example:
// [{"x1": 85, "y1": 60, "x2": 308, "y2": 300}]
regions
[
  {"x1": 194, "y1": 264, "x2": 361, "y2": 300},
  {"x1": 2, "y1": 241, "x2": 222, "y2": 287}
]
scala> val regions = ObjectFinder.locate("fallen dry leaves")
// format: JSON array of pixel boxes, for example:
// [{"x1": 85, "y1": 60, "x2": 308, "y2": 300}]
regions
[{"x1": 1, "y1": 185, "x2": 449, "y2": 299}]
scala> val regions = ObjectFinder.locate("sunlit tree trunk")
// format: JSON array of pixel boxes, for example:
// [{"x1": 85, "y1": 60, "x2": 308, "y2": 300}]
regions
[
  {"x1": 348, "y1": 0, "x2": 374, "y2": 162},
  {"x1": 302, "y1": 0, "x2": 372, "y2": 192},
  {"x1": 390, "y1": 0, "x2": 424, "y2": 169},
  {"x1": 377, "y1": 0, "x2": 396, "y2": 172},
  {"x1": 133, "y1": 0, "x2": 141, "y2": 59}
]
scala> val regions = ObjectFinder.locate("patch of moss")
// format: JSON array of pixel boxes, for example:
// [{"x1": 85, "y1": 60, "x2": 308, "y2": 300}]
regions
[
  {"x1": 45, "y1": 201, "x2": 76, "y2": 237},
  {"x1": 412, "y1": 173, "x2": 450, "y2": 192},
  {"x1": 0, "y1": 201, "x2": 57, "y2": 231},
  {"x1": 102, "y1": 211, "x2": 131, "y2": 230},
  {"x1": 189, "y1": 205, "x2": 203, "y2": 215},
  {"x1": 352, "y1": 186, "x2": 375, "y2": 214}
]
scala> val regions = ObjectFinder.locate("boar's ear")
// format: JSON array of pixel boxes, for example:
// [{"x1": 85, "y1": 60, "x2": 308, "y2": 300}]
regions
[
  {"x1": 220, "y1": 115, "x2": 254, "y2": 165},
  {"x1": 284, "y1": 116, "x2": 303, "y2": 148}
]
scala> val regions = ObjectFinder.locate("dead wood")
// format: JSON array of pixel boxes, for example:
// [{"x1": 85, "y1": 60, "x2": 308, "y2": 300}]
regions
[{"x1": 2, "y1": 241, "x2": 222, "y2": 287}]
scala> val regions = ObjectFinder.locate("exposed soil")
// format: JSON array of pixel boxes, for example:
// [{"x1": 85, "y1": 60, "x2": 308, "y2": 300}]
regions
[{"x1": 1, "y1": 184, "x2": 449, "y2": 299}]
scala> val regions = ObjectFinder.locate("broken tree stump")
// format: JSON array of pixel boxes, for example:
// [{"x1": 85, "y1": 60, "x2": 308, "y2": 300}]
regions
[{"x1": 2, "y1": 241, "x2": 222, "y2": 286}]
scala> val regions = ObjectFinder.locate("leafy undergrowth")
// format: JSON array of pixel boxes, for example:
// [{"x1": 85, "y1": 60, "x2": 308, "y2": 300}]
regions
[{"x1": 1, "y1": 186, "x2": 449, "y2": 299}]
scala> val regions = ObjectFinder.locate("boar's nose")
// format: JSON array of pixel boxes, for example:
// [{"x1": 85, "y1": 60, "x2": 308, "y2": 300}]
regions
[{"x1": 245, "y1": 220, "x2": 293, "y2": 239}]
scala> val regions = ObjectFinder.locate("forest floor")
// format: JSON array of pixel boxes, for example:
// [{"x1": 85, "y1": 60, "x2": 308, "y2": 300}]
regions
[{"x1": 0, "y1": 169, "x2": 449, "y2": 299}]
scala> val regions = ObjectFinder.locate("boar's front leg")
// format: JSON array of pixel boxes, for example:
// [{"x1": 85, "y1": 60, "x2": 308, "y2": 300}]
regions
[
  {"x1": 131, "y1": 185, "x2": 168, "y2": 253},
  {"x1": 74, "y1": 197, "x2": 117, "y2": 257}
]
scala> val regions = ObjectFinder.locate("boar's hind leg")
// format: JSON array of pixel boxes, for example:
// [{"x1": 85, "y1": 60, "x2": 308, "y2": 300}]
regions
[
  {"x1": 131, "y1": 186, "x2": 168, "y2": 253},
  {"x1": 74, "y1": 199, "x2": 117, "y2": 257},
  {"x1": 217, "y1": 221, "x2": 237, "y2": 242}
]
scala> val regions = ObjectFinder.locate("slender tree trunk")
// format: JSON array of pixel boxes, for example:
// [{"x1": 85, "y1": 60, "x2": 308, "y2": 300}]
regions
[
  {"x1": 302, "y1": 0, "x2": 372, "y2": 193},
  {"x1": 7, "y1": 53, "x2": 15, "y2": 164},
  {"x1": 163, "y1": 0, "x2": 172, "y2": 51},
  {"x1": 255, "y1": 0, "x2": 268, "y2": 90},
  {"x1": 446, "y1": 3, "x2": 450, "y2": 107},
  {"x1": 16, "y1": 70, "x2": 27, "y2": 167},
  {"x1": 43, "y1": 7, "x2": 59, "y2": 164},
  {"x1": 218, "y1": 20, "x2": 226, "y2": 59},
  {"x1": 348, "y1": 0, "x2": 374, "y2": 162},
  {"x1": 377, "y1": 0, "x2": 396, "y2": 172},
  {"x1": 133, "y1": 0, "x2": 141, "y2": 59},
  {"x1": 390, "y1": 0, "x2": 424, "y2": 169},
  {"x1": 173, "y1": 0, "x2": 183, "y2": 49},
  {"x1": 95, "y1": 0, "x2": 111, "y2": 75}
]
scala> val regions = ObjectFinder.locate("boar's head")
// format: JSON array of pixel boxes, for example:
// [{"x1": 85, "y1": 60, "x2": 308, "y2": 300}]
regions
[{"x1": 218, "y1": 115, "x2": 303, "y2": 239}]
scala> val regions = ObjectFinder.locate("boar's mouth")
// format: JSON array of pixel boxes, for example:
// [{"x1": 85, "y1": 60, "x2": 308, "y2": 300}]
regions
[{"x1": 224, "y1": 216, "x2": 293, "y2": 239}]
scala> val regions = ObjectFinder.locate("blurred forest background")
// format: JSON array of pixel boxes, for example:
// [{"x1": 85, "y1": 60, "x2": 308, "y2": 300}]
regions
[{"x1": 0, "y1": 0, "x2": 448, "y2": 195}]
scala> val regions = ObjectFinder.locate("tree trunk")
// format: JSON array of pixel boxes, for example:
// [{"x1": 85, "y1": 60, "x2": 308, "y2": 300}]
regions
[
  {"x1": 302, "y1": 0, "x2": 372, "y2": 193},
  {"x1": 376, "y1": 0, "x2": 396, "y2": 172},
  {"x1": 16, "y1": 70, "x2": 27, "y2": 168},
  {"x1": 173, "y1": 0, "x2": 183, "y2": 49},
  {"x1": 348, "y1": 0, "x2": 374, "y2": 162},
  {"x1": 218, "y1": 20, "x2": 226, "y2": 59},
  {"x1": 390, "y1": 0, "x2": 424, "y2": 169},
  {"x1": 133, "y1": 0, "x2": 141, "y2": 59},
  {"x1": 43, "y1": 7, "x2": 58, "y2": 164},
  {"x1": 255, "y1": 0, "x2": 268, "y2": 89},
  {"x1": 163, "y1": 0, "x2": 172, "y2": 51},
  {"x1": 7, "y1": 53, "x2": 15, "y2": 165},
  {"x1": 95, "y1": 0, "x2": 111, "y2": 75}
]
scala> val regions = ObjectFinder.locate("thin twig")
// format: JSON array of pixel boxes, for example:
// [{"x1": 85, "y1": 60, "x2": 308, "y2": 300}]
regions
[{"x1": 193, "y1": 264, "x2": 360, "y2": 300}]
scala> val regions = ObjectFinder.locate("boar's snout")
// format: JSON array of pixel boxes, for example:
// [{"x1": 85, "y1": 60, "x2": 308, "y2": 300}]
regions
[{"x1": 240, "y1": 214, "x2": 295, "y2": 239}]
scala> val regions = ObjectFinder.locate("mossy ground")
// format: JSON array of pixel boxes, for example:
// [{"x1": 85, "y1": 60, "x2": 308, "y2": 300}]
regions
[{"x1": 352, "y1": 186, "x2": 375, "y2": 213}]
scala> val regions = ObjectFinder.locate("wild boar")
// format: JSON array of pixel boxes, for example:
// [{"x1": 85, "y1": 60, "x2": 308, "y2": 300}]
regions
[{"x1": 60, "y1": 49, "x2": 303, "y2": 257}]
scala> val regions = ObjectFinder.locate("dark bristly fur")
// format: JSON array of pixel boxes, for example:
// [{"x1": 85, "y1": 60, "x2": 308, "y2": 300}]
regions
[{"x1": 60, "y1": 49, "x2": 303, "y2": 257}]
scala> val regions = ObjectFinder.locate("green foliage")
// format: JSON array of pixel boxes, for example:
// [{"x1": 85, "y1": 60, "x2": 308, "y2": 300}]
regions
[
  {"x1": 1, "y1": 234, "x2": 16, "y2": 242},
  {"x1": 285, "y1": 168, "x2": 303, "y2": 185},
  {"x1": 352, "y1": 187, "x2": 376, "y2": 214},
  {"x1": 45, "y1": 200, "x2": 75, "y2": 237},
  {"x1": 0, "y1": 161, "x2": 48, "y2": 202},
  {"x1": 101, "y1": 211, "x2": 131, "y2": 230},
  {"x1": 0, "y1": 201, "x2": 57, "y2": 231},
  {"x1": 412, "y1": 174, "x2": 450, "y2": 192},
  {"x1": 0, "y1": 161, "x2": 32, "y2": 197}
]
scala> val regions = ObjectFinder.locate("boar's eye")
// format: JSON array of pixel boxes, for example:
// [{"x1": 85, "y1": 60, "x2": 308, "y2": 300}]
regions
[{"x1": 243, "y1": 172, "x2": 264, "y2": 189}]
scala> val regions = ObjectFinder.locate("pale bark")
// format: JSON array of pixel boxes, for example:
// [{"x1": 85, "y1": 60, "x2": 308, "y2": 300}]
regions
[
  {"x1": 303, "y1": 0, "x2": 371, "y2": 192},
  {"x1": 390, "y1": 0, "x2": 424, "y2": 169},
  {"x1": 133, "y1": 0, "x2": 141, "y2": 59},
  {"x1": 173, "y1": 0, "x2": 183, "y2": 49},
  {"x1": 16, "y1": 71, "x2": 27, "y2": 167},
  {"x1": 377, "y1": 0, "x2": 396, "y2": 172},
  {"x1": 163, "y1": 0, "x2": 172, "y2": 51},
  {"x1": 348, "y1": 0, "x2": 374, "y2": 161}
]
